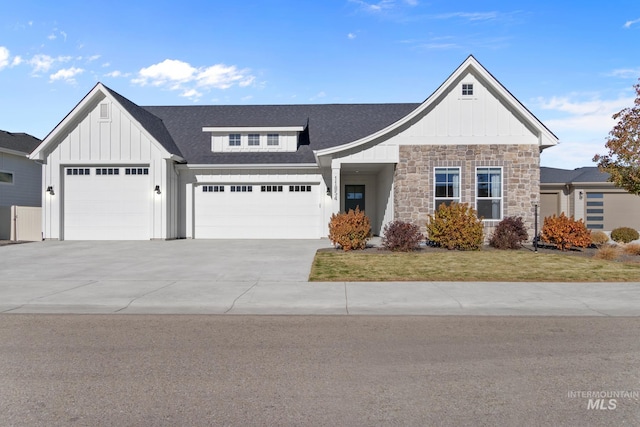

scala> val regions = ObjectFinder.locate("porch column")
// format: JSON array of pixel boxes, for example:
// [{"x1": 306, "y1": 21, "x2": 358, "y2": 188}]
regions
[
  {"x1": 331, "y1": 161, "x2": 341, "y2": 214},
  {"x1": 185, "y1": 182, "x2": 193, "y2": 238}
]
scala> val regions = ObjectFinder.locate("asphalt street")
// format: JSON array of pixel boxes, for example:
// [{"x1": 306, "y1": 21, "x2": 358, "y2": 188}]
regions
[{"x1": 2, "y1": 315, "x2": 639, "y2": 426}]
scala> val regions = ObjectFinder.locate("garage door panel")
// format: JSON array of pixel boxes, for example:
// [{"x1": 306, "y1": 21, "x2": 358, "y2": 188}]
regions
[
  {"x1": 195, "y1": 184, "x2": 321, "y2": 239},
  {"x1": 64, "y1": 166, "x2": 150, "y2": 240}
]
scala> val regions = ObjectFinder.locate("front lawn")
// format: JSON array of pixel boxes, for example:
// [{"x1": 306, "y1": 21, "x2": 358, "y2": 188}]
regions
[{"x1": 309, "y1": 248, "x2": 640, "y2": 282}]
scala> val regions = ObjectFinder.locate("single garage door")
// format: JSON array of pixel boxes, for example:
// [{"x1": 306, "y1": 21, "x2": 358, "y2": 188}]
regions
[
  {"x1": 194, "y1": 183, "x2": 322, "y2": 239},
  {"x1": 64, "y1": 166, "x2": 151, "y2": 240}
]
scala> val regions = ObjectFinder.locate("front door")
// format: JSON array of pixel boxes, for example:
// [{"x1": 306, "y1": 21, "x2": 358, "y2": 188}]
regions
[{"x1": 345, "y1": 185, "x2": 365, "y2": 212}]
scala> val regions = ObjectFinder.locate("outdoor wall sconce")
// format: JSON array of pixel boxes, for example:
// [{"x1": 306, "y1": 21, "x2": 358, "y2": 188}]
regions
[
  {"x1": 46, "y1": 186, "x2": 54, "y2": 195},
  {"x1": 154, "y1": 185, "x2": 161, "y2": 194},
  {"x1": 579, "y1": 191, "x2": 583, "y2": 199}
]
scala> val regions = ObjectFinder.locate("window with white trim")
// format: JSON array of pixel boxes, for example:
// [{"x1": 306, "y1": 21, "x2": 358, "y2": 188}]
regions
[
  {"x1": 434, "y1": 167, "x2": 460, "y2": 210},
  {"x1": 289, "y1": 185, "x2": 311, "y2": 192},
  {"x1": 462, "y1": 83, "x2": 473, "y2": 96},
  {"x1": 66, "y1": 168, "x2": 91, "y2": 176},
  {"x1": 99, "y1": 103, "x2": 110, "y2": 120},
  {"x1": 476, "y1": 167, "x2": 502, "y2": 220},
  {"x1": 0, "y1": 171, "x2": 14, "y2": 184},
  {"x1": 248, "y1": 134, "x2": 260, "y2": 146},
  {"x1": 229, "y1": 133, "x2": 241, "y2": 146},
  {"x1": 261, "y1": 185, "x2": 283, "y2": 192},
  {"x1": 125, "y1": 168, "x2": 149, "y2": 175},
  {"x1": 230, "y1": 185, "x2": 252, "y2": 192},
  {"x1": 96, "y1": 168, "x2": 120, "y2": 175},
  {"x1": 267, "y1": 134, "x2": 279, "y2": 146},
  {"x1": 203, "y1": 185, "x2": 224, "y2": 192}
]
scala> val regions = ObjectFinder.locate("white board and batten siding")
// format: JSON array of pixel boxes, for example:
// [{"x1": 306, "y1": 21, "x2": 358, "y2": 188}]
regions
[
  {"x1": 383, "y1": 73, "x2": 539, "y2": 147},
  {"x1": 42, "y1": 96, "x2": 173, "y2": 240}
]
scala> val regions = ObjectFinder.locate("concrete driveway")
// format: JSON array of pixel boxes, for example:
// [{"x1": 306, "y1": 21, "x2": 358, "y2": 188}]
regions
[{"x1": 2, "y1": 239, "x2": 640, "y2": 316}]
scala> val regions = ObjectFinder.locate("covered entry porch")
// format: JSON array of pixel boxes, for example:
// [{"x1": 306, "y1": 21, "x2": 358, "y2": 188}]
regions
[{"x1": 327, "y1": 161, "x2": 395, "y2": 236}]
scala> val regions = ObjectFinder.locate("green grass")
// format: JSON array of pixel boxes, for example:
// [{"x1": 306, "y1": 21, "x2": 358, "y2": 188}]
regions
[{"x1": 309, "y1": 250, "x2": 640, "y2": 282}]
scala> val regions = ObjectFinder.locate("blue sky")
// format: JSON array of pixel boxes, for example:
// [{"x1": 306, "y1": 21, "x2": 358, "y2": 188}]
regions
[{"x1": 1, "y1": 0, "x2": 639, "y2": 169}]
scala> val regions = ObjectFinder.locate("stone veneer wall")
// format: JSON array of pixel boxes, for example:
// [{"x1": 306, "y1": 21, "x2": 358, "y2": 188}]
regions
[{"x1": 394, "y1": 144, "x2": 541, "y2": 242}]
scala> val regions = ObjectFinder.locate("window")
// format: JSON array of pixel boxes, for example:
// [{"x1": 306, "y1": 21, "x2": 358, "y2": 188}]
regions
[
  {"x1": 267, "y1": 134, "x2": 279, "y2": 146},
  {"x1": 99, "y1": 103, "x2": 110, "y2": 119},
  {"x1": 261, "y1": 185, "x2": 283, "y2": 192},
  {"x1": 289, "y1": 185, "x2": 312, "y2": 192},
  {"x1": 248, "y1": 134, "x2": 260, "y2": 146},
  {"x1": 462, "y1": 83, "x2": 473, "y2": 96},
  {"x1": 229, "y1": 133, "x2": 241, "y2": 146},
  {"x1": 96, "y1": 168, "x2": 120, "y2": 175},
  {"x1": 125, "y1": 168, "x2": 149, "y2": 175},
  {"x1": 586, "y1": 193, "x2": 605, "y2": 229},
  {"x1": 434, "y1": 167, "x2": 460, "y2": 210},
  {"x1": 203, "y1": 185, "x2": 224, "y2": 192},
  {"x1": 66, "y1": 168, "x2": 91, "y2": 176},
  {"x1": 230, "y1": 185, "x2": 252, "y2": 192},
  {"x1": 0, "y1": 171, "x2": 13, "y2": 184},
  {"x1": 476, "y1": 167, "x2": 502, "y2": 220}
]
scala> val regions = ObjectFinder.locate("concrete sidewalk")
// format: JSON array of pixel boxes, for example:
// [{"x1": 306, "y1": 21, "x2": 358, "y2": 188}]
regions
[
  {"x1": 2, "y1": 279, "x2": 640, "y2": 316},
  {"x1": 1, "y1": 240, "x2": 639, "y2": 316}
]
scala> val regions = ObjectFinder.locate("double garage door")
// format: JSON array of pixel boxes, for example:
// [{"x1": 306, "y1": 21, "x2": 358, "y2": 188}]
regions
[
  {"x1": 64, "y1": 166, "x2": 151, "y2": 240},
  {"x1": 194, "y1": 183, "x2": 322, "y2": 239}
]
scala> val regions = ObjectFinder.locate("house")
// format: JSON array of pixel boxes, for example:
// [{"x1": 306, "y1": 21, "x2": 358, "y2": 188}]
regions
[
  {"x1": 29, "y1": 55, "x2": 558, "y2": 241},
  {"x1": 540, "y1": 166, "x2": 640, "y2": 232},
  {"x1": 1, "y1": 131, "x2": 42, "y2": 241},
  {"x1": 0, "y1": 130, "x2": 42, "y2": 208}
]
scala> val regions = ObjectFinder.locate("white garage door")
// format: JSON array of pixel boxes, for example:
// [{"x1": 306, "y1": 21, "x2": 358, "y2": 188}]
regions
[
  {"x1": 194, "y1": 184, "x2": 322, "y2": 239},
  {"x1": 64, "y1": 166, "x2": 151, "y2": 240}
]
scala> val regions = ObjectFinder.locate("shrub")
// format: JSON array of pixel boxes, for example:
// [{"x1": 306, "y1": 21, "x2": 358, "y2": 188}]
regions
[
  {"x1": 610, "y1": 227, "x2": 639, "y2": 243},
  {"x1": 590, "y1": 230, "x2": 609, "y2": 247},
  {"x1": 594, "y1": 245, "x2": 621, "y2": 261},
  {"x1": 541, "y1": 213, "x2": 591, "y2": 251},
  {"x1": 623, "y1": 243, "x2": 640, "y2": 256},
  {"x1": 489, "y1": 216, "x2": 529, "y2": 249},
  {"x1": 381, "y1": 220, "x2": 424, "y2": 252},
  {"x1": 426, "y1": 202, "x2": 484, "y2": 251},
  {"x1": 328, "y1": 207, "x2": 371, "y2": 251}
]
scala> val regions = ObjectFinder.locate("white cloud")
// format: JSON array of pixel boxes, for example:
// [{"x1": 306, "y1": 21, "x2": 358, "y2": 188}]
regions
[
  {"x1": 180, "y1": 88, "x2": 202, "y2": 100},
  {"x1": 86, "y1": 55, "x2": 101, "y2": 62},
  {"x1": 197, "y1": 64, "x2": 254, "y2": 89},
  {"x1": 608, "y1": 68, "x2": 640, "y2": 79},
  {"x1": 28, "y1": 54, "x2": 73, "y2": 74},
  {"x1": 29, "y1": 54, "x2": 55, "y2": 73},
  {"x1": 432, "y1": 11, "x2": 499, "y2": 22},
  {"x1": 104, "y1": 70, "x2": 130, "y2": 78},
  {"x1": 349, "y1": 0, "x2": 395, "y2": 13},
  {"x1": 49, "y1": 66, "x2": 84, "y2": 83},
  {"x1": 11, "y1": 56, "x2": 23, "y2": 66},
  {"x1": 348, "y1": 32, "x2": 357, "y2": 39},
  {"x1": 132, "y1": 59, "x2": 256, "y2": 96},
  {"x1": 623, "y1": 18, "x2": 640, "y2": 28},
  {"x1": 536, "y1": 95, "x2": 633, "y2": 133},
  {"x1": 0, "y1": 46, "x2": 9, "y2": 69},
  {"x1": 535, "y1": 93, "x2": 637, "y2": 168}
]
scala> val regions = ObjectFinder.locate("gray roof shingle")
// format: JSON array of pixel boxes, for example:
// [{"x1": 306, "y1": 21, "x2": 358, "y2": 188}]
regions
[
  {"x1": 541, "y1": 166, "x2": 610, "y2": 183},
  {"x1": 142, "y1": 103, "x2": 419, "y2": 164},
  {"x1": 0, "y1": 130, "x2": 41, "y2": 154}
]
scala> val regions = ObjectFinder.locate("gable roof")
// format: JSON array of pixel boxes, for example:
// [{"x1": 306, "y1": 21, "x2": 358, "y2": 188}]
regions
[
  {"x1": 314, "y1": 55, "x2": 559, "y2": 159},
  {"x1": 541, "y1": 166, "x2": 610, "y2": 184},
  {"x1": 30, "y1": 83, "x2": 183, "y2": 162},
  {"x1": 0, "y1": 130, "x2": 41, "y2": 155},
  {"x1": 144, "y1": 103, "x2": 418, "y2": 164}
]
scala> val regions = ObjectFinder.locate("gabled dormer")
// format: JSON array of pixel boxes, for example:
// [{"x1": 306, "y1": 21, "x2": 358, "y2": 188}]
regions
[{"x1": 203, "y1": 126, "x2": 306, "y2": 153}]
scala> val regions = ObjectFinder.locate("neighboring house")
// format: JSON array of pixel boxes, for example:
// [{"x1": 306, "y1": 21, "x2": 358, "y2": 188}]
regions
[
  {"x1": 541, "y1": 166, "x2": 640, "y2": 232},
  {"x1": 0, "y1": 130, "x2": 42, "y2": 240},
  {"x1": 0, "y1": 130, "x2": 42, "y2": 207},
  {"x1": 29, "y1": 55, "x2": 558, "y2": 240}
]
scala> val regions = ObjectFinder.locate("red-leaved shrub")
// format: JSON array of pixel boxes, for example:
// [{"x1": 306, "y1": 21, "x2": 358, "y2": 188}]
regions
[{"x1": 381, "y1": 220, "x2": 424, "y2": 252}]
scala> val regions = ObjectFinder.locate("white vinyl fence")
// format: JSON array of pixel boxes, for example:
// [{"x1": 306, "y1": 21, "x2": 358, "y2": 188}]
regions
[{"x1": 0, "y1": 206, "x2": 42, "y2": 241}]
